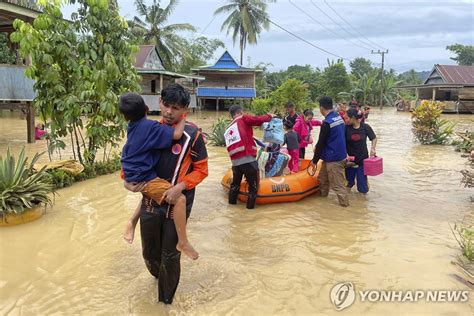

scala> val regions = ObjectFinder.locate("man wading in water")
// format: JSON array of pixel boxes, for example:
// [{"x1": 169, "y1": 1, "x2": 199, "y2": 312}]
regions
[
  {"x1": 311, "y1": 96, "x2": 349, "y2": 207},
  {"x1": 124, "y1": 84, "x2": 208, "y2": 304}
]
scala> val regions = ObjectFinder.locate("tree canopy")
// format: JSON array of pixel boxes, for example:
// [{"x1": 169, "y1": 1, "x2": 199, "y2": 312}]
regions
[
  {"x1": 446, "y1": 43, "x2": 474, "y2": 66},
  {"x1": 11, "y1": 0, "x2": 140, "y2": 164}
]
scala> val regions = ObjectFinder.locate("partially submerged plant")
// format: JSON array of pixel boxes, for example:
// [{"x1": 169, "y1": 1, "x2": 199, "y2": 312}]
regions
[
  {"x1": 412, "y1": 100, "x2": 455, "y2": 145},
  {"x1": 209, "y1": 118, "x2": 231, "y2": 147},
  {"x1": 0, "y1": 148, "x2": 54, "y2": 216},
  {"x1": 450, "y1": 223, "x2": 474, "y2": 283}
]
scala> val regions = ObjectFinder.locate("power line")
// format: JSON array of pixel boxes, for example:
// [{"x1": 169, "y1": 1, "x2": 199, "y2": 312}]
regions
[
  {"x1": 308, "y1": 0, "x2": 373, "y2": 50},
  {"x1": 248, "y1": 3, "x2": 351, "y2": 61},
  {"x1": 289, "y1": 0, "x2": 373, "y2": 51},
  {"x1": 200, "y1": 14, "x2": 217, "y2": 35},
  {"x1": 323, "y1": 0, "x2": 387, "y2": 50}
]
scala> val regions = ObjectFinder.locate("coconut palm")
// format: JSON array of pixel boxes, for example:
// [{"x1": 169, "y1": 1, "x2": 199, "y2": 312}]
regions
[
  {"x1": 130, "y1": 0, "x2": 196, "y2": 69},
  {"x1": 214, "y1": 0, "x2": 275, "y2": 65}
]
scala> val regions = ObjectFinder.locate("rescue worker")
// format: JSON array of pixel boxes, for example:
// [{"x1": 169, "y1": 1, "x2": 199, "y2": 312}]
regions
[{"x1": 225, "y1": 104, "x2": 273, "y2": 209}]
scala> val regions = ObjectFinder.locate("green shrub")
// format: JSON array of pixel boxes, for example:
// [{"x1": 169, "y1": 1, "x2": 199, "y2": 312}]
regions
[
  {"x1": 0, "y1": 148, "x2": 54, "y2": 216},
  {"x1": 46, "y1": 169, "x2": 75, "y2": 189},
  {"x1": 412, "y1": 100, "x2": 455, "y2": 144},
  {"x1": 452, "y1": 224, "x2": 474, "y2": 263},
  {"x1": 46, "y1": 154, "x2": 121, "y2": 190},
  {"x1": 209, "y1": 118, "x2": 231, "y2": 147},
  {"x1": 269, "y1": 78, "x2": 310, "y2": 111},
  {"x1": 453, "y1": 131, "x2": 474, "y2": 153},
  {"x1": 251, "y1": 98, "x2": 271, "y2": 115}
]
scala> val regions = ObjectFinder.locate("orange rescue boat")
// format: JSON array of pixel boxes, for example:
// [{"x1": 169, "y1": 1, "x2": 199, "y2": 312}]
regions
[{"x1": 221, "y1": 160, "x2": 321, "y2": 205}]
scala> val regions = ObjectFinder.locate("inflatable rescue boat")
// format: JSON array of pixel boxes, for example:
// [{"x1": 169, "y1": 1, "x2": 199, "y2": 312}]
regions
[{"x1": 221, "y1": 160, "x2": 321, "y2": 205}]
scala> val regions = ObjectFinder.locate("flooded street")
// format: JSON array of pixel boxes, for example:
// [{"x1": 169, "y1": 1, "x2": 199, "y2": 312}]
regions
[{"x1": 0, "y1": 109, "x2": 473, "y2": 315}]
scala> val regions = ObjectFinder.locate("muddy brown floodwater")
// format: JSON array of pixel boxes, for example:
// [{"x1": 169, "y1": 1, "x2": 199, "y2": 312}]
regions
[{"x1": 0, "y1": 109, "x2": 473, "y2": 315}]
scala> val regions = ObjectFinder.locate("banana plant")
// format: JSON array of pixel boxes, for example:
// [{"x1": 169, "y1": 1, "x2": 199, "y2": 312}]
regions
[{"x1": 0, "y1": 148, "x2": 54, "y2": 216}]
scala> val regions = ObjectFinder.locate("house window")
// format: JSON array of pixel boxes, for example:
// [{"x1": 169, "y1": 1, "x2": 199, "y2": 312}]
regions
[{"x1": 445, "y1": 91, "x2": 451, "y2": 101}]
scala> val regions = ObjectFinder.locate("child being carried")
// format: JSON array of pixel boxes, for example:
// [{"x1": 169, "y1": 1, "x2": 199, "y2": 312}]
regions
[{"x1": 119, "y1": 93, "x2": 198, "y2": 260}]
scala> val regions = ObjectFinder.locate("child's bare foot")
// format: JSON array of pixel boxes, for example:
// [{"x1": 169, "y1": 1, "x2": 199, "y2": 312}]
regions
[
  {"x1": 177, "y1": 241, "x2": 199, "y2": 260},
  {"x1": 123, "y1": 221, "x2": 135, "y2": 244}
]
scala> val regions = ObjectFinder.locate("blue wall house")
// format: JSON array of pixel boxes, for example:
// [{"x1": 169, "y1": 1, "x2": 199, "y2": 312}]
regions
[{"x1": 192, "y1": 51, "x2": 260, "y2": 110}]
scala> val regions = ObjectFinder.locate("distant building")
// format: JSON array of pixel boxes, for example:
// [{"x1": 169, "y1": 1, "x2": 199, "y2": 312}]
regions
[
  {"x1": 192, "y1": 51, "x2": 260, "y2": 110},
  {"x1": 400, "y1": 64, "x2": 474, "y2": 114},
  {"x1": 133, "y1": 45, "x2": 203, "y2": 112},
  {"x1": 0, "y1": 1, "x2": 39, "y2": 143}
]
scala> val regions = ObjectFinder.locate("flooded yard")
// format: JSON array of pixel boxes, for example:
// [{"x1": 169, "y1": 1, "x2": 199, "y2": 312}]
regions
[{"x1": 0, "y1": 108, "x2": 473, "y2": 315}]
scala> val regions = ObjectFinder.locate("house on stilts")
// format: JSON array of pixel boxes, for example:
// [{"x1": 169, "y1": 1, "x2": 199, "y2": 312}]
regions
[
  {"x1": 192, "y1": 50, "x2": 259, "y2": 110},
  {"x1": 399, "y1": 64, "x2": 474, "y2": 114},
  {"x1": 133, "y1": 45, "x2": 204, "y2": 113}
]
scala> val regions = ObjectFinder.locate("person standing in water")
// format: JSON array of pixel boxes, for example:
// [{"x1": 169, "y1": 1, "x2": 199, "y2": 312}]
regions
[
  {"x1": 311, "y1": 96, "x2": 349, "y2": 207},
  {"x1": 293, "y1": 109, "x2": 322, "y2": 159},
  {"x1": 225, "y1": 104, "x2": 273, "y2": 209},
  {"x1": 283, "y1": 101, "x2": 299, "y2": 127},
  {"x1": 345, "y1": 108, "x2": 377, "y2": 193},
  {"x1": 119, "y1": 92, "x2": 198, "y2": 260},
  {"x1": 124, "y1": 84, "x2": 208, "y2": 304}
]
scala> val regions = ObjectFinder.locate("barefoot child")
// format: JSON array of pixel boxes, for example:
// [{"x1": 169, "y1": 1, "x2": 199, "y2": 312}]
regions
[{"x1": 119, "y1": 92, "x2": 198, "y2": 260}]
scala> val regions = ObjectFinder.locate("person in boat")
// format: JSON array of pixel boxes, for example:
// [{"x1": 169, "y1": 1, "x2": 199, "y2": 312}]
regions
[
  {"x1": 293, "y1": 109, "x2": 322, "y2": 159},
  {"x1": 283, "y1": 101, "x2": 299, "y2": 127},
  {"x1": 283, "y1": 120, "x2": 301, "y2": 173},
  {"x1": 225, "y1": 104, "x2": 273, "y2": 209},
  {"x1": 123, "y1": 84, "x2": 208, "y2": 304},
  {"x1": 311, "y1": 96, "x2": 349, "y2": 207},
  {"x1": 345, "y1": 108, "x2": 377, "y2": 193},
  {"x1": 263, "y1": 143, "x2": 290, "y2": 177}
]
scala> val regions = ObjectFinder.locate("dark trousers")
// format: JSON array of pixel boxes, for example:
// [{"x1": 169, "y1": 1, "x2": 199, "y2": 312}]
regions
[
  {"x1": 345, "y1": 165, "x2": 369, "y2": 193},
  {"x1": 299, "y1": 147, "x2": 305, "y2": 159},
  {"x1": 140, "y1": 198, "x2": 184, "y2": 304},
  {"x1": 229, "y1": 161, "x2": 259, "y2": 209}
]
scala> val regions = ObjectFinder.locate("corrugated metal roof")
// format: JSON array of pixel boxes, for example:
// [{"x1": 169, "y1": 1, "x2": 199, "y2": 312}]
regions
[
  {"x1": 197, "y1": 87, "x2": 256, "y2": 98},
  {"x1": 425, "y1": 64, "x2": 474, "y2": 85},
  {"x1": 133, "y1": 45, "x2": 156, "y2": 68},
  {"x1": 136, "y1": 69, "x2": 204, "y2": 80},
  {"x1": 194, "y1": 51, "x2": 257, "y2": 72}
]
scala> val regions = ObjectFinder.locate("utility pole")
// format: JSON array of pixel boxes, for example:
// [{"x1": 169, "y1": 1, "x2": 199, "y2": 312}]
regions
[{"x1": 372, "y1": 49, "x2": 389, "y2": 110}]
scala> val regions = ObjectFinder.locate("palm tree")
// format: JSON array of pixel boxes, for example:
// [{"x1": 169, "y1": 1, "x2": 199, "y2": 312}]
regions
[
  {"x1": 130, "y1": 0, "x2": 196, "y2": 69},
  {"x1": 214, "y1": 0, "x2": 275, "y2": 65}
]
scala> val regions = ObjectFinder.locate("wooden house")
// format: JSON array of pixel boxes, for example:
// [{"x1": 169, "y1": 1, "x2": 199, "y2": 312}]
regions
[
  {"x1": 0, "y1": 1, "x2": 39, "y2": 143},
  {"x1": 400, "y1": 64, "x2": 474, "y2": 114},
  {"x1": 192, "y1": 50, "x2": 259, "y2": 110},
  {"x1": 133, "y1": 45, "x2": 203, "y2": 112}
]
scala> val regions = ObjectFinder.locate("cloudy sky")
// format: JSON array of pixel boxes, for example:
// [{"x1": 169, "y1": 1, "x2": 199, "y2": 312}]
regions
[{"x1": 63, "y1": 0, "x2": 474, "y2": 73}]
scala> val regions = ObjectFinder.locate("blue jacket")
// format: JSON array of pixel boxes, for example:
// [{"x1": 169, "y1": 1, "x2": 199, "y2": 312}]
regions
[
  {"x1": 320, "y1": 111, "x2": 347, "y2": 162},
  {"x1": 121, "y1": 117, "x2": 174, "y2": 182}
]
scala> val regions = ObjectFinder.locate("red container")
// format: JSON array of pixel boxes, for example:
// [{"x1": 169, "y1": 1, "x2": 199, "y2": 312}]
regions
[{"x1": 363, "y1": 156, "x2": 383, "y2": 176}]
